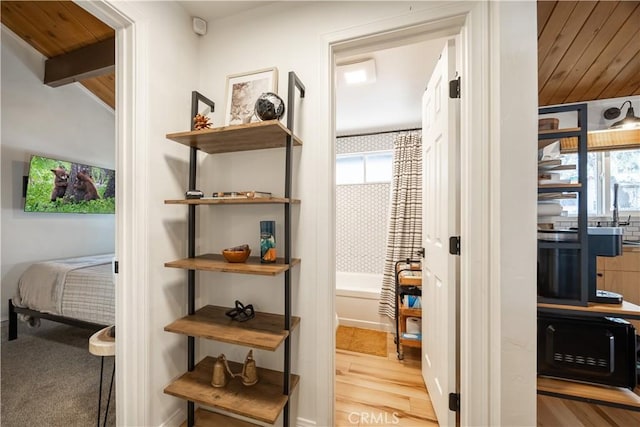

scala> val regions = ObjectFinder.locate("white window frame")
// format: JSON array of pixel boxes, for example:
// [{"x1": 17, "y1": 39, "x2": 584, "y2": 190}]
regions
[
  {"x1": 336, "y1": 149, "x2": 393, "y2": 185},
  {"x1": 561, "y1": 149, "x2": 640, "y2": 218}
]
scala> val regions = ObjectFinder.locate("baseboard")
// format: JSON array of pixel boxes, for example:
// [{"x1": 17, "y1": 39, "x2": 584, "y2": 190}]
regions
[
  {"x1": 297, "y1": 417, "x2": 317, "y2": 427},
  {"x1": 337, "y1": 317, "x2": 393, "y2": 332},
  {"x1": 159, "y1": 407, "x2": 185, "y2": 427}
]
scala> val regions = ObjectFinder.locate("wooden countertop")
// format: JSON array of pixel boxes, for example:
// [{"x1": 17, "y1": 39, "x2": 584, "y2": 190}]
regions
[{"x1": 623, "y1": 244, "x2": 640, "y2": 252}]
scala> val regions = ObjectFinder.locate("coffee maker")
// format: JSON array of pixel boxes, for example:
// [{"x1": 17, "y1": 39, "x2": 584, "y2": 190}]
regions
[{"x1": 538, "y1": 226, "x2": 624, "y2": 303}]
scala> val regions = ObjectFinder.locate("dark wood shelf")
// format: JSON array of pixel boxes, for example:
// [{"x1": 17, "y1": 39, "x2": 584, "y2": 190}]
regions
[
  {"x1": 164, "y1": 305, "x2": 300, "y2": 351},
  {"x1": 166, "y1": 120, "x2": 302, "y2": 154},
  {"x1": 537, "y1": 377, "x2": 640, "y2": 412},
  {"x1": 165, "y1": 254, "x2": 300, "y2": 276},
  {"x1": 179, "y1": 408, "x2": 260, "y2": 427},
  {"x1": 165, "y1": 197, "x2": 300, "y2": 205},
  {"x1": 164, "y1": 356, "x2": 300, "y2": 424}
]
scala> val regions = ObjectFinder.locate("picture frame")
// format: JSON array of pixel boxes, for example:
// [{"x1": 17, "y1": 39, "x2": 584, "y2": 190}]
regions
[{"x1": 224, "y1": 67, "x2": 278, "y2": 126}]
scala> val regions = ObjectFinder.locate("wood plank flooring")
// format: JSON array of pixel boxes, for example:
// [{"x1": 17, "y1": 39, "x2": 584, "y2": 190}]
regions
[
  {"x1": 335, "y1": 332, "x2": 438, "y2": 426},
  {"x1": 335, "y1": 328, "x2": 640, "y2": 426}
]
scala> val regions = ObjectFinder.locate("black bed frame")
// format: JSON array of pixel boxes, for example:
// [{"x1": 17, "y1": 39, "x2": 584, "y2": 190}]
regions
[{"x1": 8, "y1": 298, "x2": 107, "y2": 341}]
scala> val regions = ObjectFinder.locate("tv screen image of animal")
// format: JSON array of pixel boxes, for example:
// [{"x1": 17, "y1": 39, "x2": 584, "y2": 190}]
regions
[{"x1": 24, "y1": 155, "x2": 115, "y2": 214}]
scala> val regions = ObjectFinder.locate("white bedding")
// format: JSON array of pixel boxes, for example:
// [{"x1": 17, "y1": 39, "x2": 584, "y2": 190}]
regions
[{"x1": 14, "y1": 254, "x2": 115, "y2": 325}]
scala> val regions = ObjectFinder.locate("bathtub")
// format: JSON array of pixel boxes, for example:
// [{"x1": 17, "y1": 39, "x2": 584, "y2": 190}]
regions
[{"x1": 335, "y1": 272, "x2": 393, "y2": 332}]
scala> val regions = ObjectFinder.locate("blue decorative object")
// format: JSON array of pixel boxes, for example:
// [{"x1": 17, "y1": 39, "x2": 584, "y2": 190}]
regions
[{"x1": 254, "y1": 92, "x2": 285, "y2": 121}]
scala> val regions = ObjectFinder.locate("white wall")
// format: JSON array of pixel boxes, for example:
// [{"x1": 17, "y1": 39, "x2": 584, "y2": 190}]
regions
[
  {"x1": 489, "y1": 1, "x2": 538, "y2": 424},
  {"x1": 79, "y1": 1, "x2": 537, "y2": 426},
  {"x1": 99, "y1": 2, "x2": 201, "y2": 425},
  {"x1": 195, "y1": 2, "x2": 452, "y2": 425},
  {"x1": 0, "y1": 26, "x2": 116, "y2": 321}
]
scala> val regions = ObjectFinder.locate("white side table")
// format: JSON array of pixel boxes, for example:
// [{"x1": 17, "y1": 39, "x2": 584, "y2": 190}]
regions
[{"x1": 89, "y1": 325, "x2": 115, "y2": 427}]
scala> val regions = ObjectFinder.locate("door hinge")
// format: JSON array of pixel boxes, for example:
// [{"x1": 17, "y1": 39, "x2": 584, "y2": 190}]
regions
[
  {"x1": 114, "y1": 261, "x2": 119, "y2": 274},
  {"x1": 449, "y1": 392, "x2": 460, "y2": 412},
  {"x1": 449, "y1": 76, "x2": 461, "y2": 99},
  {"x1": 449, "y1": 236, "x2": 460, "y2": 256},
  {"x1": 416, "y1": 247, "x2": 425, "y2": 258}
]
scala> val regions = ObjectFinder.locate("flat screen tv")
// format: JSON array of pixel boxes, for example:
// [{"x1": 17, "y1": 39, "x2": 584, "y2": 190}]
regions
[{"x1": 24, "y1": 155, "x2": 115, "y2": 214}]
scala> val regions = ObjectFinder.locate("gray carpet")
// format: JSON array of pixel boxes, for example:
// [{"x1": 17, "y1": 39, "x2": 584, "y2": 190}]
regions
[{"x1": 1, "y1": 319, "x2": 115, "y2": 426}]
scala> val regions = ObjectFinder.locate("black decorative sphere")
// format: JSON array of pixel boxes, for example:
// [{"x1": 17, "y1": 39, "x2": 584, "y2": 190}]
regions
[{"x1": 254, "y1": 92, "x2": 285, "y2": 121}]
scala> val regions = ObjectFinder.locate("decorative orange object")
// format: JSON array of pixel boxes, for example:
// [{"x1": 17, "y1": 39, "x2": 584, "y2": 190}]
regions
[{"x1": 262, "y1": 247, "x2": 277, "y2": 262}]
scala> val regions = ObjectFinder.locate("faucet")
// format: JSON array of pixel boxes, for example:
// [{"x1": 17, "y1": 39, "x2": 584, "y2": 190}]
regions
[
  {"x1": 612, "y1": 183, "x2": 631, "y2": 227},
  {"x1": 613, "y1": 183, "x2": 619, "y2": 227}
]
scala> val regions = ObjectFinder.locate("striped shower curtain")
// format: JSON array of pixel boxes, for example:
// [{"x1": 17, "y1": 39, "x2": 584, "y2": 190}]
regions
[{"x1": 378, "y1": 132, "x2": 423, "y2": 319}]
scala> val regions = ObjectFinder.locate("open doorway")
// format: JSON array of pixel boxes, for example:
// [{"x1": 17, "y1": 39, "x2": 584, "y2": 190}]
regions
[{"x1": 332, "y1": 28, "x2": 457, "y2": 425}]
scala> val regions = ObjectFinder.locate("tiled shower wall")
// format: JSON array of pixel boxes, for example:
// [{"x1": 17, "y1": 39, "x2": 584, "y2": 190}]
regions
[
  {"x1": 553, "y1": 216, "x2": 640, "y2": 241},
  {"x1": 336, "y1": 132, "x2": 401, "y2": 274}
]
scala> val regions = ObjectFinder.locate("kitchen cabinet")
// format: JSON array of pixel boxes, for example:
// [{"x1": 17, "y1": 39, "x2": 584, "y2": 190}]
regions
[{"x1": 598, "y1": 246, "x2": 640, "y2": 330}]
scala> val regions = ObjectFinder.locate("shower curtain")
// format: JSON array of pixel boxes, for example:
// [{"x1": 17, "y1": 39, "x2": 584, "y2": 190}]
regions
[{"x1": 378, "y1": 132, "x2": 423, "y2": 319}]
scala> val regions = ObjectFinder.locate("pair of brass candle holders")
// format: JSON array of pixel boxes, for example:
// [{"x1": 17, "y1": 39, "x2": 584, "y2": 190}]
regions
[{"x1": 211, "y1": 350, "x2": 258, "y2": 388}]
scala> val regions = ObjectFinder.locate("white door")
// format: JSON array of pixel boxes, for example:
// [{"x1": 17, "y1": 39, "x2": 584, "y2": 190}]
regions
[{"x1": 421, "y1": 39, "x2": 460, "y2": 427}]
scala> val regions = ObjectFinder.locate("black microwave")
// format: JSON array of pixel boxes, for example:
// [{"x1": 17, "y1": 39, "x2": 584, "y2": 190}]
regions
[{"x1": 538, "y1": 314, "x2": 637, "y2": 389}]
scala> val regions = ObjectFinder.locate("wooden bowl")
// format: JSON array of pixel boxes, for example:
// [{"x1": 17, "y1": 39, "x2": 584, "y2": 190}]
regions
[{"x1": 222, "y1": 248, "x2": 251, "y2": 263}]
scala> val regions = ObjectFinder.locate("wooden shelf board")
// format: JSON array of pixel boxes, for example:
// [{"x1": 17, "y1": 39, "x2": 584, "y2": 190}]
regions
[
  {"x1": 537, "y1": 377, "x2": 640, "y2": 410},
  {"x1": 538, "y1": 300, "x2": 640, "y2": 319},
  {"x1": 399, "y1": 307, "x2": 422, "y2": 317},
  {"x1": 165, "y1": 197, "x2": 300, "y2": 205},
  {"x1": 538, "y1": 193, "x2": 577, "y2": 200},
  {"x1": 538, "y1": 127, "x2": 581, "y2": 139},
  {"x1": 399, "y1": 338, "x2": 422, "y2": 348},
  {"x1": 538, "y1": 183, "x2": 582, "y2": 190},
  {"x1": 398, "y1": 277, "x2": 422, "y2": 286},
  {"x1": 165, "y1": 254, "x2": 301, "y2": 276},
  {"x1": 165, "y1": 305, "x2": 300, "y2": 351},
  {"x1": 166, "y1": 120, "x2": 302, "y2": 154},
  {"x1": 179, "y1": 408, "x2": 260, "y2": 427},
  {"x1": 164, "y1": 356, "x2": 300, "y2": 424}
]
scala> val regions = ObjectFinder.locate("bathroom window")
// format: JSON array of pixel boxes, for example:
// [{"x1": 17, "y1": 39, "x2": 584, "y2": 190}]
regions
[
  {"x1": 336, "y1": 151, "x2": 392, "y2": 184},
  {"x1": 558, "y1": 148, "x2": 640, "y2": 216}
]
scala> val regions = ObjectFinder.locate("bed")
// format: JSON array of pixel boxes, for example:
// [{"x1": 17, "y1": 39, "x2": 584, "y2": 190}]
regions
[{"x1": 8, "y1": 253, "x2": 115, "y2": 340}]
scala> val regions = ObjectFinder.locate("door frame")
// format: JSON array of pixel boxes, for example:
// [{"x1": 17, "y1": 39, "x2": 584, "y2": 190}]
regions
[
  {"x1": 75, "y1": 1, "x2": 149, "y2": 425},
  {"x1": 320, "y1": 2, "x2": 494, "y2": 426}
]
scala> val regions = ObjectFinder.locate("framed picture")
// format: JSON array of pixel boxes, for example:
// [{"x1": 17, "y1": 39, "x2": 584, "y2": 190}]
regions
[{"x1": 224, "y1": 67, "x2": 278, "y2": 126}]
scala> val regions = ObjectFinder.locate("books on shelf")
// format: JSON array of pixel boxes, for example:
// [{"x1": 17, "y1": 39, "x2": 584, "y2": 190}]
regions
[{"x1": 211, "y1": 191, "x2": 273, "y2": 200}]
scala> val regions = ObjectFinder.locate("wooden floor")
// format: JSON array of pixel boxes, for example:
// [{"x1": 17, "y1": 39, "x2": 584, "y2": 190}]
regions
[
  {"x1": 335, "y1": 332, "x2": 438, "y2": 426},
  {"x1": 335, "y1": 328, "x2": 640, "y2": 427}
]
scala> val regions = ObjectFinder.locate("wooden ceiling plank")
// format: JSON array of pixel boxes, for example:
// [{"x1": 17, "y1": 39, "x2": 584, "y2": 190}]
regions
[
  {"x1": 81, "y1": 75, "x2": 116, "y2": 109},
  {"x1": 23, "y1": 1, "x2": 102, "y2": 54},
  {"x1": 0, "y1": 2, "x2": 65, "y2": 57},
  {"x1": 537, "y1": 1, "x2": 579, "y2": 65},
  {"x1": 542, "y1": 1, "x2": 638, "y2": 106},
  {"x1": 538, "y1": 1, "x2": 599, "y2": 94},
  {"x1": 59, "y1": 1, "x2": 114, "y2": 41},
  {"x1": 44, "y1": 36, "x2": 115, "y2": 87},
  {"x1": 601, "y1": 51, "x2": 640, "y2": 100},
  {"x1": 564, "y1": 5, "x2": 640, "y2": 104},
  {"x1": 537, "y1": 1, "x2": 557, "y2": 38},
  {"x1": 540, "y1": 0, "x2": 622, "y2": 105}
]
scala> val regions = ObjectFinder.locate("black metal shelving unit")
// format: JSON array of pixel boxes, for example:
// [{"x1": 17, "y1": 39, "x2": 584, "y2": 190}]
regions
[
  {"x1": 165, "y1": 72, "x2": 305, "y2": 427},
  {"x1": 537, "y1": 103, "x2": 589, "y2": 306}
]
